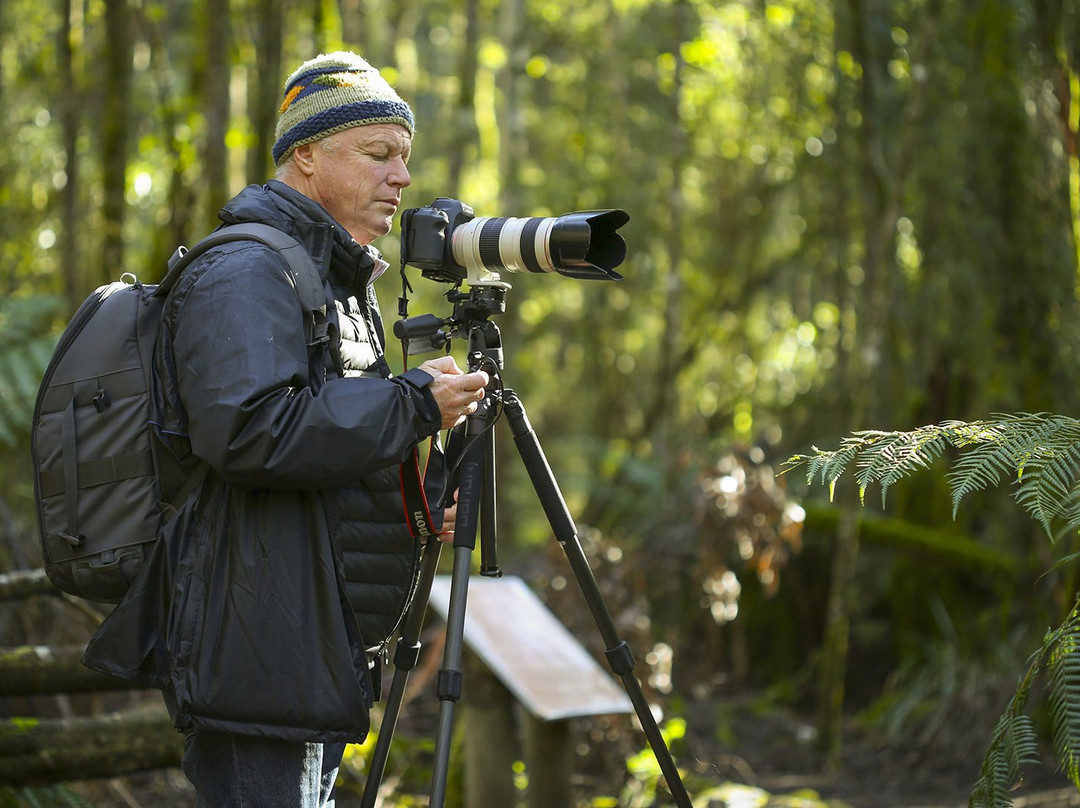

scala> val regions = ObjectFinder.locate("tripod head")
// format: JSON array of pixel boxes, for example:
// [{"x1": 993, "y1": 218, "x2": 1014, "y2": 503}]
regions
[{"x1": 394, "y1": 282, "x2": 507, "y2": 372}]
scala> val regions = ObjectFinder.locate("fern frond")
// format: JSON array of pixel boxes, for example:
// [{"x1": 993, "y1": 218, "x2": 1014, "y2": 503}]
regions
[
  {"x1": 854, "y1": 425, "x2": 952, "y2": 508},
  {"x1": 969, "y1": 596, "x2": 1080, "y2": 807},
  {"x1": 3, "y1": 785, "x2": 96, "y2": 808},
  {"x1": 1011, "y1": 419, "x2": 1080, "y2": 536},
  {"x1": 0, "y1": 293, "x2": 64, "y2": 348},
  {"x1": 969, "y1": 711, "x2": 1040, "y2": 808},
  {"x1": 788, "y1": 437, "x2": 868, "y2": 498},
  {"x1": 944, "y1": 414, "x2": 1050, "y2": 512},
  {"x1": 946, "y1": 439, "x2": 1013, "y2": 515},
  {"x1": 1049, "y1": 608, "x2": 1080, "y2": 787},
  {"x1": 0, "y1": 295, "x2": 63, "y2": 448},
  {"x1": 0, "y1": 333, "x2": 56, "y2": 448},
  {"x1": 793, "y1": 413, "x2": 1080, "y2": 542}
]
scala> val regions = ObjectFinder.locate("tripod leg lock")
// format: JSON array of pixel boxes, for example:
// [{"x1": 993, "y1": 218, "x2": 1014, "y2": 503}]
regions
[
  {"x1": 437, "y1": 669, "x2": 464, "y2": 702},
  {"x1": 393, "y1": 641, "x2": 422, "y2": 672},
  {"x1": 605, "y1": 641, "x2": 636, "y2": 676}
]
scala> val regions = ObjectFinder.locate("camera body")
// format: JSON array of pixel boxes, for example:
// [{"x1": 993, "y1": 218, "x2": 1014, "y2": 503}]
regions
[
  {"x1": 400, "y1": 197, "x2": 629, "y2": 288},
  {"x1": 400, "y1": 198, "x2": 480, "y2": 285}
]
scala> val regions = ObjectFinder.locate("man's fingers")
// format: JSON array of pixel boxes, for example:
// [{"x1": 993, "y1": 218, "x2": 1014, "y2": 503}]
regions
[
  {"x1": 464, "y1": 370, "x2": 490, "y2": 393},
  {"x1": 422, "y1": 355, "x2": 464, "y2": 376}
]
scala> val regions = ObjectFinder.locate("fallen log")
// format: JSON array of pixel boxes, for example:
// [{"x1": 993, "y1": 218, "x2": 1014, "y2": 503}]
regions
[
  {"x1": 0, "y1": 568, "x2": 56, "y2": 601},
  {"x1": 0, "y1": 708, "x2": 182, "y2": 785},
  {"x1": 0, "y1": 645, "x2": 139, "y2": 697},
  {"x1": 0, "y1": 568, "x2": 107, "y2": 624}
]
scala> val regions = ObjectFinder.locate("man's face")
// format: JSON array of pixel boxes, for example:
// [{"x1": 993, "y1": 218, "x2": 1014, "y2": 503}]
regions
[{"x1": 302, "y1": 123, "x2": 412, "y2": 245}]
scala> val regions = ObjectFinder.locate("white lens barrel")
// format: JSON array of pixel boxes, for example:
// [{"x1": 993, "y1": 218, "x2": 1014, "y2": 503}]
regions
[{"x1": 451, "y1": 217, "x2": 560, "y2": 274}]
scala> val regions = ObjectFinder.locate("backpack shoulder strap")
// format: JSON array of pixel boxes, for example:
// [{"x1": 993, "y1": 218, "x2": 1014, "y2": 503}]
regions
[
  {"x1": 159, "y1": 223, "x2": 322, "y2": 308},
  {"x1": 159, "y1": 223, "x2": 331, "y2": 353}
]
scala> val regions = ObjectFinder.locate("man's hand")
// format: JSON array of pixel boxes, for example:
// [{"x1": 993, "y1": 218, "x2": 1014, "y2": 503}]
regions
[
  {"x1": 419, "y1": 355, "x2": 491, "y2": 430},
  {"x1": 437, "y1": 496, "x2": 458, "y2": 544}
]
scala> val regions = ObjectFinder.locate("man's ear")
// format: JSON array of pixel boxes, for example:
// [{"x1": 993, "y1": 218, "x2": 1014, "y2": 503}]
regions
[{"x1": 292, "y1": 143, "x2": 316, "y2": 176}]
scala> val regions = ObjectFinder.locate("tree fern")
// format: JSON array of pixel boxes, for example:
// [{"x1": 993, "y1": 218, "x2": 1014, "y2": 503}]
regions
[
  {"x1": 1050, "y1": 607, "x2": 1080, "y2": 789},
  {"x1": 0, "y1": 295, "x2": 63, "y2": 448},
  {"x1": 788, "y1": 413, "x2": 1080, "y2": 807},
  {"x1": 966, "y1": 603, "x2": 1080, "y2": 807},
  {"x1": 0, "y1": 785, "x2": 96, "y2": 808},
  {"x1": 791, "y1": 413, "x2": 1080, "y2": 539},
  {"x1": 969, "y1": 710, "x2": 1040, "y2": 808}
]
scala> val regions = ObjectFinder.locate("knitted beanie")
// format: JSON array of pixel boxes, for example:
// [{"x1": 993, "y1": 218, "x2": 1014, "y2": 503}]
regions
[{"x1": 272, "y1": 51, "x2": 415, "y2": 166}]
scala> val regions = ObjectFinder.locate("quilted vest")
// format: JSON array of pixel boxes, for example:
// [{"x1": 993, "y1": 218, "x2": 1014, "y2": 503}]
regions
[{"x1": 330, "y1": 281, "x2": 424, "y2": 652}]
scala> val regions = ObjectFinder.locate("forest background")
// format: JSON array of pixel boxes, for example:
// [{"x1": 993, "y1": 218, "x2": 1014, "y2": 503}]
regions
[{"x1": 3, "y1": 0, "x2": 1080, "y2": 805}]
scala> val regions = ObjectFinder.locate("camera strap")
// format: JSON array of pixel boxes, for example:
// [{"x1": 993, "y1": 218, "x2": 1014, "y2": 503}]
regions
[
  {"x1": 398, "y1": 258, "x2": 414, "y2": 319},
  {"x1": 397, "y1": 330, "x2": 451, "y2": 544},
  {"x1": 400, "y1": 438, "x2": 439, "y2": 544}
]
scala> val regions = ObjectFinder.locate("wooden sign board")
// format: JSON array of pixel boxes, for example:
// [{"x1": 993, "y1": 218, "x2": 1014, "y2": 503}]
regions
[{"x1": 427, "y1": 575, "x2": 634, "y2": 722}]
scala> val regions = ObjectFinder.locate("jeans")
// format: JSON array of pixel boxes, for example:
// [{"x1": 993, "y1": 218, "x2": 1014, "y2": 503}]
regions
[{"x1": 181, "y1": 730, "x2": 346, "y2": 808}]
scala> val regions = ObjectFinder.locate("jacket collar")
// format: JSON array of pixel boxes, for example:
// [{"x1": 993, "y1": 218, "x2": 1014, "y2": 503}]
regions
[{"x1": 218, "y1": 181, "x2": 380, "y2": 292}]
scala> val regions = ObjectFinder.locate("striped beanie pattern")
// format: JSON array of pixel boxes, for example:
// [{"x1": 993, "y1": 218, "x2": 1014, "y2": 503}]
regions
[{"x1": 272, "y1": 51, "x2": 415, "y2": 166}]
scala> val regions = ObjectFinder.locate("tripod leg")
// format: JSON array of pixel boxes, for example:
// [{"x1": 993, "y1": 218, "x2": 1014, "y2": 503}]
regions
[
  {"x1": 360, "y1": 540, "x2": 442, "y2": 808},
  {"x1": 501, "y1": 391, "x2": 694, "y2": 808},
  {"x1": 429, "y1": 411, "x2": 488, "y2": 807}
]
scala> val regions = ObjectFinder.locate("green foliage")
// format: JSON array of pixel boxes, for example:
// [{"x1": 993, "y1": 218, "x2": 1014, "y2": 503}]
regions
[
  {"x1": 792, "y1": 413, "x2": 1080, "y2": 538},
  {"x1": 970, "y1": 711, "x2": 1040, "y2": 808},
  {"x1": 5, "y1": 0, "x2": 1080, "y2": 800},
  {"x1": 616, "y1": 718, "x2": 689, "y2": 807},
  {"x1": 967, "y1": 606, "x2": 1080, "y2": 808},
  {"x1": 0, "y1": 295, "x2": 62, "y2": 448},
  {"x1": 790, "y1": 414, "x2": 1080, "y2": 806},
  {"x1": 1050, "y1": 612, "x2": 1080, "y2": 789},
  {"x1": 0, "y1": 786, "x2": 94, "y2": 808},
  {"x1": 861, "y1": 598, "x2": 1022, "y2": 751}
]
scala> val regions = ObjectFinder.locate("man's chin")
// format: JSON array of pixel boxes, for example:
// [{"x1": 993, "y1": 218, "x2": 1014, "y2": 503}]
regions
[{"x1": 349, "y1": 222, "x2": 392, "y2": 245}]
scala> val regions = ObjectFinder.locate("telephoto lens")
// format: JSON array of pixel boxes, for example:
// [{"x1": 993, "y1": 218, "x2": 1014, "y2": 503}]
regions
[{"x1": 450, "y1": 209, "x2": 629, "y2": 281}]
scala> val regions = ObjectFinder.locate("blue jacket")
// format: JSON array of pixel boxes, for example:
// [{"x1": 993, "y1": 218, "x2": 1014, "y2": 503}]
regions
[{"x1": 84, "y1": 181, "x2": 444, "y2": 742}]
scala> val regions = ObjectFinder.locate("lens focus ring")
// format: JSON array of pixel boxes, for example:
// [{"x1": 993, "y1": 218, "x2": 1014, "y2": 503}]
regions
[{"x1": 478, "y1": 219, "x2": 506, "y2": 271}]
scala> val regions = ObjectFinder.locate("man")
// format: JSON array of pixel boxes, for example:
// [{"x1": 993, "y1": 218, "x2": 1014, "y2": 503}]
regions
[{"x1": 84, "y1": 52, "x2": 489, "y2": 806}]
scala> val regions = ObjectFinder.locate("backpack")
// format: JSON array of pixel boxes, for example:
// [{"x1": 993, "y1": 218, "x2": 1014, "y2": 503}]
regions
[{"x1": 31, "y1": 223, "x2": 326, "y2": 603}]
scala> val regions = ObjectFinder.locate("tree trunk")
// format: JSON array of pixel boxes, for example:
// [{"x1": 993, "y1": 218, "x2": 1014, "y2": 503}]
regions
[
  {"x1": 202, "y1": 0, "x2": 231, "y2": 232},
  {"x1": 0, "y1": 646, "x2": 139, "y2": 697},
  {"x1": 818, "y1": 0, "x2": 900, "y2": 767},
  {"x1": 817, "y1": 490, "x2": 861, "y2": 766},
  {"x1": 350, "y1": 0, "x2": 392, "y2": 67},
  {"x1": 338, "y1": 0, "x2": 365, "y2": 50},
  {"x1": 653, "y1": 0, "x2": 693, "y2": 502},
  {"x1": 445, "y1": 0, "x2": 479, "y2": 199},
  {"x1": 496, "y1": 0, "x2": 525, "y2": 212},
  {"x1": 311, "y1": 0, "x2": 327, "y2": 52},
  {"x1": 101, "y1": 0, "x2": 134, "y2": 288},
  {"x1": 247, "y1": 0, "x2": 285, "y2": 185},
  {"x1": 58, "y1": 0, "x2": 81, "y2": 309},
  {"x1": 142, "y1": 0, "x2": 196, "y2": 267},
  {"x1": 0, "y1": 709, "x2": 182, "y2": 786}
]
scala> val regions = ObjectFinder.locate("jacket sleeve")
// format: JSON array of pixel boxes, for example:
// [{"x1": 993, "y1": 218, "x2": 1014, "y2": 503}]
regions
[{"x1": 168, "y1": 245, "x2": 442, "y2": 488}]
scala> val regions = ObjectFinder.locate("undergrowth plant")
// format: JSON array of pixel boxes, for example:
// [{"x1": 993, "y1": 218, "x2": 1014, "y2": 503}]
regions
[
  {"x1": 788, "y1": 412, "x2": 1080, "y2": 808},
  {"x1": 0, "y1": 294, "x2": 63, "y2": 447}
]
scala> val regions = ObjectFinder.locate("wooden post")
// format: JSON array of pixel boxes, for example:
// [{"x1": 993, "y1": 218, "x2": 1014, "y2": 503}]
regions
[
  {"x1": 524, "y1": 715, "x2": 573, "y2": 808},
  {"x1": 427, "y1": 577, "x2": 635, "y2": 808},
  {"x1": 462, "y1": 653, "x2": 517, "y2": 808}
]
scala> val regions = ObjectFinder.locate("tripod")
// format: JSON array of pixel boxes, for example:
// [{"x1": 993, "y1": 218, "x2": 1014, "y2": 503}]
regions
[{"x1": 361, "y1": 287, "x2": 693, "y2": 808}]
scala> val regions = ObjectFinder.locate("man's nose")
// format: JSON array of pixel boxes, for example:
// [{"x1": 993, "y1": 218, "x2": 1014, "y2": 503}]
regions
[{"x1": 391, "y1": 158, "x2": 411, "y2": 188}]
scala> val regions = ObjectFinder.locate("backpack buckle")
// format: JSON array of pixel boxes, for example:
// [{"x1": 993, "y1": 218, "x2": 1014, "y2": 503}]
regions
[
  {"x1": 308, "y1": 321, "x2": 330, "y2": 349},
  {"x1": 92, "y1": 388, "x2": 111, "y2": 412},
  {"x1": 60, "y1": 532, "x2": 84, "y2": 549}
]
